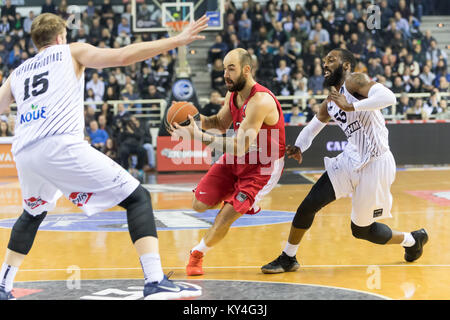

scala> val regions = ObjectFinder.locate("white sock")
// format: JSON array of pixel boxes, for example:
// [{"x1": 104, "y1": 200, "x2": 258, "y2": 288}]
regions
[
  {"x1": 191, "y1": 238, "x2": 211, "y2": 254},
  {"x1": 0, "y1": 263, "x2": 18, "y2": 292},
  {"x1": 283, "y1": 242, "x2": 299, "y2": 257},
  {"x1": 139, "y1": 253, "x2": 164, "y2": 284},
  {"x1": 401, "y1": 232, "x2": 416, "y2": 247}
]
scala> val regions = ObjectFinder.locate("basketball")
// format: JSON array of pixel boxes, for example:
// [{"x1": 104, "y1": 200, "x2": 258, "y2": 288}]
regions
[{"x1": 165, "y1": 101, "x2": 200, "y2": 130}]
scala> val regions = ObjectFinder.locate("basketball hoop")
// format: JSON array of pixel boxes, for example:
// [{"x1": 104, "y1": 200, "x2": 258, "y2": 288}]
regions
[{"x1": 165, "y1": 21, "x2": 190, "y2": 36}]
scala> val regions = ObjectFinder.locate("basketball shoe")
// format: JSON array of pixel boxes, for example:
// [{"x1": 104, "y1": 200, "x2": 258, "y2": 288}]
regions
[
  {"x1": 404, "y1": 228, "x2": 428, "y2": 262},
  {"x1": 0, "y1": 288, "x2": 15, "y2": 300},
  {"x1": 261, "y1": 252, "x2": 300, "y2": 274},
  {"x1": 186, "y1": 250, "x2": 204, "y2": 276},
  {"x1": 143, "y1": 273, "x2": 202, "y2": 300}
]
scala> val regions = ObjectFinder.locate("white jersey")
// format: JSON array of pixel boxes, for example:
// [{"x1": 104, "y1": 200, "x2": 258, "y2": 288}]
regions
[
  {"x1": 10, "y1": 44, "x2": 85, "y2": 156},
  {"x1": 327, "y1": 83, "x2": 389, "y2": 170}
]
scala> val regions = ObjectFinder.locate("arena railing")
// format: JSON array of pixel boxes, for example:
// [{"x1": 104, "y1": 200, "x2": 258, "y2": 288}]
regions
[{"x1": 6, "y1": 92, "x2": 449, "y2": 127}]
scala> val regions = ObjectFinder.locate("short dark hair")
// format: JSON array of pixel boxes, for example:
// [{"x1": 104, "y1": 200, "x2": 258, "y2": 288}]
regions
[
  {"x1": 237, "y1": 49, "x2": 253, "y2": 71},
  {"x1": 332, "y1": 48, "x2": 357, "y2": 72}
]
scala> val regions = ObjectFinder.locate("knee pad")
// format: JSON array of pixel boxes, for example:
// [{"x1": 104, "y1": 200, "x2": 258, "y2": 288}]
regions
[
  {"x1": 119, "y1": 185, "x2": 157, "y2": 243},
  {"x1": 292, "y1": 172, "x2": 336, "y2": 229},
  {"x1": 351, "y1": 221, "x2": 392, "y2": 245},
  {"x1": 8, "y1": 210, "x2": 47, "y2": 255}
]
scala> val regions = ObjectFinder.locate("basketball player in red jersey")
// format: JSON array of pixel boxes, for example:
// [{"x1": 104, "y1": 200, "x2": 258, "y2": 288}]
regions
[{"x1": 171, "y1": 48, "x2": 286, "y2": 276}]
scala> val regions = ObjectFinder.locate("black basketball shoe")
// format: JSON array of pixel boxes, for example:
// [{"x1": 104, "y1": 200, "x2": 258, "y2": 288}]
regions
[
  {"x1": 261, "y1": 252, "x2": 300, "y2": 274},
  {"x1": 404, "y1": 229, "x2": 428, "y2": 262}
]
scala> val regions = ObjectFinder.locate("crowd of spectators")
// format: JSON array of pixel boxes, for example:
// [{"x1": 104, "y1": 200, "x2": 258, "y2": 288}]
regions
[
  {"x1": 0, "y1": 0, "x2": 171, "y2": 175},
  {"x1": 207, "y1": 0, "x2": 450, "y2": 123}
]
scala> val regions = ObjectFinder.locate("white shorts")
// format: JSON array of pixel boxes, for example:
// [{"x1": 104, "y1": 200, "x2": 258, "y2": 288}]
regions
[
  {"x1": 324, "y1": 150, "x2": 396, "y2": 227},
  {"x1": 14, "y1": 134, "x2": 140, "y2": 217}
]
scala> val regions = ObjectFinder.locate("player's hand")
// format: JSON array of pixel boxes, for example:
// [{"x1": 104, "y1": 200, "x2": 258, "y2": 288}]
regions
[
  {"x1": 177, "y1": 15, "x2": 209, "y2": 46},
  {"x1": 327, "y1": 87, "x2": 355, "y2": 112},
  {"x1": 170, "y1": 115, "x2": 202, "y2": 140},
  {"x1": 286, "y1": 145, "x2": 303, "y2": 164}
]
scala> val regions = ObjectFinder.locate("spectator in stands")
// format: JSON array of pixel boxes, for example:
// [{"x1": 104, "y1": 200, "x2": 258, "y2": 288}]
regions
[
  {"x1": 436, "y1": 99, "x2": 450, "y2": 120},
  {"x1": 307, "y1": 65, "x2": 324, "y2": 95},
  {"x1": 380, "y1": 0, "x2": 394, "y2": 28},
  {"x1": 390, "y1": 30, "x2": 408, "y2": 56},
  {"x1": 122, "y1": 83, "x2": 142, "y2": 113},
  {"x1": 211, "y1": 58, "x2": 227, "y2": 96},
  {"x1": 302, "y1": 43, "x2": 320, "y2": 77},
  {"x1": 103, "y1": 138, "x2": 118, "y2": 163},
  {"x1": 392, "y1": 76, "x2": 405, "y2": 93},
  {"x1": 412, "y1": 43, "x2": 427, "y2": 67},
  {"x1": 41, "y1": 0, "x2": 56, "y2": 14},
  {"x1": 86, "y1": 72, "x2": 105, "y2": 103},
  {"x1": 285, "y1": 105, "x2": 304, "y2": 125},
  {"x1": 118, "y1": 17, "x2": 132, "y2": 37},
  {"x1": 437, "y1": 76, "x2": 450, "y2": 93},
  {"x1": 23, "y1": 11, "x2": 35, "y2": 36},
  {"x1": 249, "y1": 2, "x2": 265, "y2": 32},
  {"x1": 207, "y1": 34, "x2": 228, "y2": 70},
  {"x1": 421, "y1": 30, "x2": 435, "y2": 53},
  {"x1": 117, "y1": 116, "x2": 147, "y2": 174},
  {"x1": 308, "y1": 22, "x2": 330, "y2": 48},
  {"x1": 420, "y1": 64, "x2": 436, "y2": 92},
  {"x1": 141, "y1": 84, "x2": 163, "y2": 120},
  {"x1": 394, "y1": 11, "x2": 411, "y2": 38},
  {"x1": 396, "y1": 93, "x2": 412, "y2": 115},
  {"x1": 275, "y1": 59, "x2": 291, "y2": 82},
  {"x1": 88, "y1": 119, "x2": 109, "y2": 151},
  {"x1": 237, "y1": 12, "x2": 252, "y2": 47},
  {"x1": 97, "y1": 113, "x2": 114, "y2": 138},
  {"x1": 426, "y1": 40, "x2": 448, "y2": 70},
  {"x1": 1, "y1": 0, "x2": 15, "y2": 25},
  {"x1": 0, "y1": 16, "x2": 11, "y2": 36},
  {"x1": 201, "y1": 90, "x2": 222, "y2": 117},
  {"x1": 409, "y1": 77, "x2": 424, "y2": 93},
  {"x1": 130, "y1": 116, "x2": 155, "y2": 173},
  {"x1": 275, "y1": 73, "x2": 294, "y2": 97},
  {"x1": 398, "y1": 53, "x2": 421, "y2": 77},
  {"x1": 368, "y1": 58, "x2": 384, "y2": 79},
  {"x1": 0, "y1": 120, "x2": 12, "y2": 137},
  {"x1": 268, "y1": 21, "x2": 289, "y2": 46},
  {"x1": 347, "y1": 33, "x2": 364, "y2": 60},
  {"x1": 406, "y1": 98, "x2": 426, "y2": 119},
  {"x1": 285, "y1": 36, "x2": 302, "y2": 60}
]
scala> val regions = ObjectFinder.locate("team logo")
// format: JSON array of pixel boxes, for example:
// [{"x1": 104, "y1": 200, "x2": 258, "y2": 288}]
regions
[
  {"x1": 172, "y1": 79, "x2": 194, "y2": 100},
  {"x1": 24, "y1": 197, "x2": 48, "y2": 210},
  {"x1": 373, "y1": 208, "x2": 383, "y2": 218},
  {"x1": 20, "y1": 104, "x2": 47, "y2": 124},
  {"x1": 69, "y1": 192, "x2": 93, "y2": 207}
]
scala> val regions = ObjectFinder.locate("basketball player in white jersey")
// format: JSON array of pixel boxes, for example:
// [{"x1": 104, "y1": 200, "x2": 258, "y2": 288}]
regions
[
  {"x1": 262, "y1": 48, "x2": 428, "y2": 273},
  {"x1": 0, "y1": 13, "x2": 209, "y2": 300}
]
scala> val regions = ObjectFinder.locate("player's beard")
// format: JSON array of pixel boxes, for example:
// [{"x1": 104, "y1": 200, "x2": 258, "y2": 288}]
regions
[
  {"x1": 226, "y1": 72, "x2": 247, "y2": 92},
  {"x1": 323, "y1": 64, "x2": 344, "y2": 88}
]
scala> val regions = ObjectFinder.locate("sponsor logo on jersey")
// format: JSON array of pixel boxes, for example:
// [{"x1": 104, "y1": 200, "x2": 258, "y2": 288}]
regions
[
  {"x1": 20, "y1": 104, "x2": 47, "y2": 124},
  {"x1": 344, "y1": 120, "x2": 361, "y2": 137},
  {"x1": 69, "y1": 192, "x2": 93, "y2": 207},
  {"x1": 24, "y1": 197, "x2": 48, "y2": 209}
]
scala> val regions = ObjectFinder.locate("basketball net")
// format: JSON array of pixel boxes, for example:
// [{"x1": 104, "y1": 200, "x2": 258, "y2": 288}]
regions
[{"x1": 166, "y1": 21, "x2": 191, "y2": 78}]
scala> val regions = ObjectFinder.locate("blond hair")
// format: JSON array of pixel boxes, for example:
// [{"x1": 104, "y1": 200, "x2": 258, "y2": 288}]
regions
[{"x1": 31, "y1": 13, "x2": 66, "y2": 49}]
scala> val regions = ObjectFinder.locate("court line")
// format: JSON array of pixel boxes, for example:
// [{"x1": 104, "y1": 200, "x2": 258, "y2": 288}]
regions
[{"x1": 17, "y1": 264, "x2": 450, "y2": 272}]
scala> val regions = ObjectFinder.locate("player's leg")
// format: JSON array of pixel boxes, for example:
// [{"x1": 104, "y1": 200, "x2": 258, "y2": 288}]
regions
[
  {"x1": 261, "y1": 171, "x2": 336, "y2": 273},
  {"x1": 350, "y1": 151, "x2": 428, "y2": 262},
  {"x1": 39, "y1": 136, "x2": 201, "y2": 299}
]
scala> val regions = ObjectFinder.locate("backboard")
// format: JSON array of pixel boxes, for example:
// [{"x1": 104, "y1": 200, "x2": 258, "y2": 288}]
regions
[{"x1": 131, "y1": 0, "x2": 224, "y2": 33}]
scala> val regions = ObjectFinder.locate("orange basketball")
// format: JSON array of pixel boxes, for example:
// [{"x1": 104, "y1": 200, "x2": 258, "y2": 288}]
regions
[{"x1": 165, "y1": 101, "x2": 199, "y2": 130}]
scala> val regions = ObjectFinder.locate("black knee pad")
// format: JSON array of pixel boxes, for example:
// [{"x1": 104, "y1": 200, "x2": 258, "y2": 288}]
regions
[
  {"x1": 119, "y1": 185, "x2": 157, "y2": 243},
  {"x1": 292, "y1": 172, "x2": 336, "y2": 229},
  {"x1": 351, "y1": 221, "x2": 392, "y2": 244},
  {"x1": 8, "y1": 210, "x2": 47, "y2": 255}
]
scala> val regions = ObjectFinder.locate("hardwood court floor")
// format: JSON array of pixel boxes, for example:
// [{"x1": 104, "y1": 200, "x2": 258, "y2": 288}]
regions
[{"x1": 0, "y1": 167, "x2": 449, "y2": 300}]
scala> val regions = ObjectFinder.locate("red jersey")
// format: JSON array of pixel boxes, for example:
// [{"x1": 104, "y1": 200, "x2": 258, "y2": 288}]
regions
[{"x1": 227, "y1": 83, "x2": 286, "y2": 166}]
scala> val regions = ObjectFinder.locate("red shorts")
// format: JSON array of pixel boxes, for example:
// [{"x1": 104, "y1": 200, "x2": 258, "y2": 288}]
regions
[{"x1": 194, "y1": 156, "x2": 284, "y2": 215}]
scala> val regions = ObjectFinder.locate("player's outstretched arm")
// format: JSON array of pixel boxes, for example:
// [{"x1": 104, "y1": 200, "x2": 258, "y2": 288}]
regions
[
  {"x1": 289, "y1": 100, "x2": 330, "y2": 164},
  {"x1": 0, "y1": 75, "x2": 14, "y2": 115},
  {"x1": 70, "y1": 15, "x2": 209, "y2": 69},
  {"x1": 329, "y1": 72, "x2": 396, "y2": 112}
]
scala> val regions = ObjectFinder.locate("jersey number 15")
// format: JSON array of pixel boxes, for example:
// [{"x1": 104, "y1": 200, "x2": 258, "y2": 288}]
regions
[{"x1": 23, "y1": 71, "x2": 49, "y2": 102}]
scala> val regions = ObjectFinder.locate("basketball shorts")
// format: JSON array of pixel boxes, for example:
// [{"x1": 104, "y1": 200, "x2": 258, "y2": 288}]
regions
[
  {"x1": 324, "y1": 150, "x2": 396, "y2": 227},
  {"x1": 14, "y1": 134, "x2": 140, "y2": 217},
  {"x1": 194, "y1": 156, "x2": 284, "y2": 215}
]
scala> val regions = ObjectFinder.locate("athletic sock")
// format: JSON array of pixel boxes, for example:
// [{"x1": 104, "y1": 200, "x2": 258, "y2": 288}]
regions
[
  {"x1": 0, "y1": 263, "x2": 18, "y2": 292},
  {"x1": 283, "y1": 242, "x2": 299, "y2": 257},
  {"x1": 139, "y1": 253, "x2": 164, "y2": 284},
  {"x1": 401, "y1": 232, "x2": 416, "y2": 247},
  {"x1": 191, "y1": 238, "x2": 211, "y2": 254}
]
